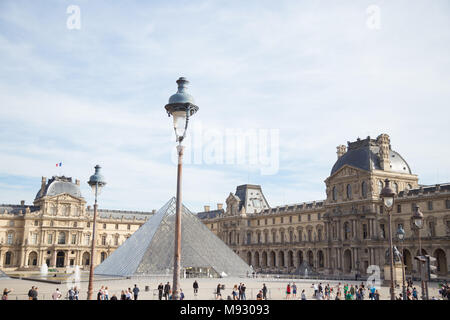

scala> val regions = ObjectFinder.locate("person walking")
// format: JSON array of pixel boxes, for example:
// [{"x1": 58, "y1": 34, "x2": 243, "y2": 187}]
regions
[
  {"x1": 262, "y1": 283, "x2": 267, "y2": 300},
  {"x1": 120, "y1": 290, "x2": 126, "y2": 300},
  {"x1": 232, "y1": 285, "x2": 238, "y2": 300},
  {"x1": 126, "y1": 288, "x2": 132, "y2": 300},
  {"x1": 216, "y1": 283, "x2": 222, "y2": 300},
  {"x1": 110, "y1": 294, "x2": 118, "y2": 300},
  {"x1": 104, "y1": 286, "x2": 109, "y2": 300},
  {"x1": 292, "y1": 283, "x2": 297, "y2": 299},
  {"x1": 52, "y1": 288, "x2": 62, "y2": 300},
  {"x1": 286, "y1": 283, "x2": 291, "y2": 300},
  {"x1": 157, "y1": 283, "x2": 164, "y2": 300},
  {"x1": 74, "y1": 286, "x2": 79, "y2": 300},
  {"x1": 164, "y1": 282, "x2": 170, "y2": 300},
  {"x1": 193, "y1": 280, "x2": 199, "y2": 296},
  {"x1": 2, "y1": 288, "x2": 12, "y2": 300},
  {"x1": 241, "y1": 283, "x2": 246, "y2": 300},
  {"x1": 28, "y1": 286, "x2": 35, "y2": 300},
  {"x1": 97, "y1": 288, "x2": 103, "y2": 301},
  {"x1": 301, "y1": 289, "x2": 306, "y2": 300},
  {"x1": 180, "y1": 289, "x2": 185, "y2": 301},
  {"x1": 133, "y1": 284, "x2": 140, "y2": 300},
  {"x1": 67, "y1": 287, "x2": 75, "y2": 300},
  {"x1": 32, "y1": 287, "x2": 38, "y2": 300}
]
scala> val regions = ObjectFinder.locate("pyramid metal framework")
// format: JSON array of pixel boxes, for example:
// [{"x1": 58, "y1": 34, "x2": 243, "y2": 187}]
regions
[
  {"x1": 0, "y1": 269, "x2": 10, "y2": 279},
  {"x1": 95, "y1": 198, "x2": 252, "y2": 277}
]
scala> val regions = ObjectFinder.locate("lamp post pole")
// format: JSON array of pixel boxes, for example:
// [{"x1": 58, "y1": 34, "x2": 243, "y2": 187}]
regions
[
  {"x1": 397, "y1": 226, "x2": 406, "y2": 300},
  {"x1": 86, "y1": 165, "x2": 106, "y2": 300},
  {"x1": 164, "y1": 77, "x2": 199, "y2": 300},
  {"x1": 87, "y1": 184, "x2": 98, "y2": 300},
  {"x1": 380, "y1": 178, "x2": 396, "y2": 301},
  {"x1": 411, "y1": 205, "x2": 425, "y2": 300},
  {"x1": 172, "y1": 144, "x2": 184, "y2": 300}
]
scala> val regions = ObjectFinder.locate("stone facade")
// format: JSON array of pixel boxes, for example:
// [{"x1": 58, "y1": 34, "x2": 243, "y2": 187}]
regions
[
  {"x1": 0, "y1": 176, "x2": 153, "y2": 271},
  {"x1": 198, "y1": 134, "x2": 450, "y2": 279}
]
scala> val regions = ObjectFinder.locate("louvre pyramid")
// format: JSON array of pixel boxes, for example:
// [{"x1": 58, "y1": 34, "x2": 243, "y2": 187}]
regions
[
  {"x1": 0, "y1": 269, "x2": 9, "y2": 279},
  {"x1": 95, "y1": 197, "x2": 252, "y2": 277}
]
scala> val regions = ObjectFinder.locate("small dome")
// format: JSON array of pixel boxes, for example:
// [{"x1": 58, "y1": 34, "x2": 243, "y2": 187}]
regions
[
  {"x1": 330, "y1": 138, "x2": 411, "y2": 176},
  {"x1": 35, "y1": 176, "x2": 82, "y2": 200},
  {"x1": 168, "y1": 77, "x2": 195, "y2": 104}
]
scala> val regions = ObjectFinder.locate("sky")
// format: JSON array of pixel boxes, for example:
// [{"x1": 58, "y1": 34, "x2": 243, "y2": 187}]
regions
[{"x1": 0, "y1": 0, "x2": 449, "y2": 212}]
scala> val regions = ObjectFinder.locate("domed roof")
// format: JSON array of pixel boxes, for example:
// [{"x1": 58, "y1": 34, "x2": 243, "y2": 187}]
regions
[
  {"x1": 330, "y1": 138, "x2": 411, "y2": 176},
  {"x1": 35, "y1": 176, "x2": 82, "y2": 200},
  {"x1": 168, "y1": 77, "x2": 195, "y2": 104}
]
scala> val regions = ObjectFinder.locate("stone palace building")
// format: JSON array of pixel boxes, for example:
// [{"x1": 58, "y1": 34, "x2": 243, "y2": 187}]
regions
[
  {"x1": 197, "y1": 134, "x2": 450, "y2": 279},
  {"x1": 0, "y1": 176, "x2": 154, "y2": 271}
]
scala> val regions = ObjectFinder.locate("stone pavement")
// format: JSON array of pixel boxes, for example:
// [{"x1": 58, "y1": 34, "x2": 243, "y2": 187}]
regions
[{"x1": 0, "y1": 274, "x2": 444, "y2": 300}]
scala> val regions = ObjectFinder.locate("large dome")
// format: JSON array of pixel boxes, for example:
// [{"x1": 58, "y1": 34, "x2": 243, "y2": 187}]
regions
[
  {"x1": 35, "y1": 176, "x2": 82, "y2": 200},
  {"x1": 331, "y1": 137, "x2": 412, "y2": 176}
]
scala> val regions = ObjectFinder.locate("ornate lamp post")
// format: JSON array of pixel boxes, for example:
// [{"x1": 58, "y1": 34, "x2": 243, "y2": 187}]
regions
[
  {"x1": 86, "y1": 165, "x2": 106, "y2": 300},
  {"x1": 411, "y1": 205, "x2": 424, "y2": 299},
  {"x1": 396, "y1": 225, "x2": 406, "y2": 300},
  {"x1": 164, "y1": 77, "x2": 199, "y2": 300},
  {"x1": 380, "y1": 178, "x2": 396, "y2": 300}
]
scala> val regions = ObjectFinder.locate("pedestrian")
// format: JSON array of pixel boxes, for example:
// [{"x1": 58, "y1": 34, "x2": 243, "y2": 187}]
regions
[
  {"x1": 292, "y1": 283, "x2": 297, "y2": 299},
  {"x1": 216, "y1": 283, "x2": 222, "y2": 300},
  {"x1": 241, "y1": 283, "x2": 246, "y2": 300},
  {"x1": 262, "y1": 283, "x2": 267, "y2": 300},
  {"x1": 412, "y1": 287, "x2": 418, "y2": 300},
  {"x1": 52, "y1": 288, "x2": 62, "y2": 300},
  {"x1": 286, "y1": 283, "x2": 291, "y2": 300},
  {"x1": 68, "y1": 287, "x2": 75, "y2": 300},
  {"x1": 164, "y1": 282, "x2": 170, "y2": 300},
  {"x1": 301, "y1": 289, "x2": 306, "y2": 300},
  {"x1": 374, "y1": 290, "x2": 380, "y2": 300},
  {"x1": 104, "y1": 286, "x2": 109, "y2": 300},
  {"x1": 110, "y1": 294, "x2": 118, "y2": 301},
  {"x1": 28, "y1": 286, "x2": 35, "y2": 300},
  {"x1": 193, "y1": 280, "x2": 199, "y2": 296},
  {"x1": 133, "y1": 284, "x2": 140, "y2": 300},
  {"x1": 74, "y1": 286, "x2": 79, "y2": 300},
  {"x1": 120, "y1": 290, "x2": 126, "y2": 300},
  {"x1": 2, "y1": 288, "x2": 12, "y2": 300},
  {"x1": 32, "y1": 287, "x2": 38, "y2": 300},
  {"x1": 158, "y1": 283, "x2": 163, "y2": 300},
  {"x1": 238, "y1": 283, "x2": 242, "y2": 300},
  {"x1": 256, "y1": 290, "x2": 263, "y2": 300},
  {"x1": 180, "y1": 289, "x2": 185, "y2": 300},
  {"x1": 126, "y1": 288, "x2": 132, "y2": 300},
  {"x1": 97, "y1": 289, "x2": 103, "y2": 301},
  {"x1": 232, "y1": 285, "x2": 238, "y2": 300}
]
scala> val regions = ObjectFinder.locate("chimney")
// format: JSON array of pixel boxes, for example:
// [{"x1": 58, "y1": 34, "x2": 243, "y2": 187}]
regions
[
  {"x1": 151, "y1": 209, "x2": 156, "y2": 214},
  {"x1": 20, "y1": 200, "x2": 25, "y2": 206},
  {"x1": 377, "y1": 133, "x2": 391, "y2": 170},
  {"x1": 217, "y1": 203, "x2": 223, "y2": 210},
  {"x1": 336, "y1": 145, "x2": 347, "y2": 159},
  {"x1": 75, "y1": 179, "x2": 80, "y2": 186},
  {"x1": 204, "y1": 205, "x2": 210, "y2": 212},
  {"x1": 40, "y1": 176, "x2": 47, "y2": 197}
]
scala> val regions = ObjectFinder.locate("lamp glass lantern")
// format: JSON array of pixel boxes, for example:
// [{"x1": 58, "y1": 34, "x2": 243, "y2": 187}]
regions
[
  {"x1": 380, "y1": 178, "x2": 396, "y2": 210},
  {"x1": 412, "y1": 205, "x2": 424, "y2": 229},
  {"x1": 165, "y1": 77, "x2": 199, "y2": 143},
  {"x1": 397, "y1": 225, "x2": 405, "y2": 241},
  {"x1": 87, "y1": 165, "x2": 106, "y2": 195}
]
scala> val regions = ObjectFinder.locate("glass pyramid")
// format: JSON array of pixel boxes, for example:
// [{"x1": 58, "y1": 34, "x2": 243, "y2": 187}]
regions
[{"x1": 95, "y1": 197, "x2": 252, "y2": 277}]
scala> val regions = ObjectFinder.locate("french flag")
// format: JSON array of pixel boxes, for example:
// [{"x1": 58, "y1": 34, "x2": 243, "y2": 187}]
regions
[{"x1": 56, "y1": 162, "x2": 62, "y2": 167}]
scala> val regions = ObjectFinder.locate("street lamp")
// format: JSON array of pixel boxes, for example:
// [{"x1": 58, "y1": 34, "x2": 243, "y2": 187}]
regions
[
  {"x1": 380, "y1": 178, "x2": 396, "y2": 300},
  {"x1": 165, "y1": 77, "x2": 199, "y2": 300},
  {"x1": 411, "y1": 205, "x2": 425, "y2": 299},
  {"x1": 396, "y1": 225, "x2": 406, "y2": 300},
  {"x1": 86, "y1": 165, "x2": 106, "y2": 300}
]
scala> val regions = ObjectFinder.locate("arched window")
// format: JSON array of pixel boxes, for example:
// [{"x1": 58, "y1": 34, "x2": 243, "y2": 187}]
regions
[
  {"x1": 5, "y1": 252, "x2": 12, "y2": 265},
  {"x1": 344, "y1": 222, "x2": 351, "y2": 240},
  {"x1": 361, "y1": 181, "x2": 368, "y2": 198},
  {"x1": 58, "y1": 232, "x2": 66, "y2": 244},
  {"x1": 393, "y1": 182, "x2": 399, "y2": 194},
  {"x1": 378, "y1": 180, "x2": 384, "y2": 193},
  {"x1": 332, "y1": 186, "x2": 337, "y2": 201},
  {"x1": 100, "y1": 252, "x2": 107, "y2": 262},
  {"x1": 346, "y1": 184, "x2": 352, "y2": 199}
]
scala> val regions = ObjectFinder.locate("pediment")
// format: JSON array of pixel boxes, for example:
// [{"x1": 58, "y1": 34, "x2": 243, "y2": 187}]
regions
[
  {"x1": 46, "y1": 193, "x2": 85, "y2": 203},
  {"x1": 328, "y1": 165, "x2": 365, "y2": 180}
]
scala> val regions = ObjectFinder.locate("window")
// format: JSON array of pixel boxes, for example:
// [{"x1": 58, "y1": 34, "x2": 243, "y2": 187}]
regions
[
  {"x1": 289, "y1": 216, "x2": 292, "y2": 223},
  {"x1": 428, "y1": 221, "x2": 435, "y2": 237},
  {"x1": 114, "y1": 236, "x2": 119, "y2": 246},
  {"x1": 397, "y1": 204, "x2": 402, "y2": 213},
  {"x1": 378, "y1": 180, "x2": 384, "y2": 193},
  {"x1": 411, "y1": 203, "x2": 416, "y2": 212},
  {"x1": 264, "y1": 219, "x2": 268, "y2": 225},
  {"x1": 272, "y1": 218, "x2": 275, "y2": 224},
  {"x1": 361, "y1": 181, "x2": 368, "y2": 198},
  {"x1": 289, "y1": 231, "x2": 293, "y2": 242},
  {"x1": 318, "y1": 229, "x2": 322, "y2": 241},
  {"x1": 246, "y1": 233, "x2": 251, "y2": 244},
  {"x1": 47, "y1": 234, "x2": 53, "y2": 244},
  {"x1": 363, "y1": 224, "x2": 368, "y2": 239},
  {"x1": 344, "y1": 222, "x2": 350, "y2": 240},
  {"x1": 58, "y1": 232, "x2": 66, "y2": 244},
  {"x1": 346, "y1": 184, "x2": 352, "y2": 199},
  {"x1": 247, "y1": 220, "x2": 251, "y2": 227},
  {"x1": 298, "y1": 215, "x2": 301, "y2": 222},
  {"x1": 103, "y1": 223, "x2": 107, "y2": 229},
  {"x1": 308, "y1": 214, "x2": 311, "y2": 221},
  {"x1": 332, "y1": 186, "x2": 337, "y2": 201},
  {"x1": 446, "y1": 200, "x2": 450, "y2": 210},
  {"x1": 71, "y1": 234, "x2": 77, "y2": 245},
  {"x1": 73, "y1": 222, "x2": 77, "y2": 228},
  {"x1": 127, "y1": 224, "x2": 131, "y2": 230},
  {"x1": 257, "y1": 233, "x2": 261, "y2": 243},
  {"x1": 84, "y1": 234, "x2": 91, "y2": 245},
  {"x1": 31, "y1": 233, "x2": 38, "y2": 244},
  {"x1": 380, "y1": 224, "x2": 385, "y2": 239},
  {"x1": 257, "y1": 220, "x2": 260, "y2": 226},
  {"x1": 34, "y1": 220, "x2": 39, "y2": 226},
  {"x1": 5, "y1": 252, "x2": 12, "y2": 265},
  {"x1": 318, "y1": 213, "x2": 321, "y2": 220},
  {"x1": 101, "y1": 236, "x2": 107, "y2": 245},
  {"x1": 264, "y1": 233, "x2": 268, "y2": 243},
  {"x1": 298, "y1": 230, "x2": 303, "y2": 242},
  {"x1": 380, "y1": 206, "x2": 384, "y2": 214},
  {"x1": 307, "y1": 230, "x2": 312, "y2": 242},
  {"x1": 9, "y1": 220, "x2": 14, "y2": 227},
  {"x1": 393, "y1": 182, "x2": 399, "y2": 194},
  {"x1": 427, "y1": 201, "x2": 433, "y2": 211},
  {"x1": 115, "y1": 224, "x2": 119, "y2": 230},
  {"x1": 101, "y1": 252, "x2": 107, "y2": 262},
  {"x1": 50, "y1": 220, "x2": 54, "y2": 227},
  {"x1": 272, "y1": 232, "x2": 276, "y2": 243}
]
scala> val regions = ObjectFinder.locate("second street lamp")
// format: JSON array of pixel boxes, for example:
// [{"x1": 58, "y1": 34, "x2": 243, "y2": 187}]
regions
[
  {"x1": 86, "y1": 165, "x2": 106, "y2": 300},
  {"x1": 380, "y1": 178, "x2": 396, "y2": 300},
  {"x1": 411, "y1": 205, "x2": 425, "y2": 299},
  {"x1": 396, "y1": 225, "x2": 407, "y2": 300},
  {"x1": 164, "y1": 77, "x2": 199, "y2": 300}
]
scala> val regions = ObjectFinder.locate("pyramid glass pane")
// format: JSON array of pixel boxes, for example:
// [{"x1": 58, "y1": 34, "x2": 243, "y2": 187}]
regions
[{"x1": 95, "y1": 198, "x2": 252, "y2": 277}]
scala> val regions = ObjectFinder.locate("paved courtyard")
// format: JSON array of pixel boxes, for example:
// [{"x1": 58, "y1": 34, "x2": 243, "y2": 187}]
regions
[{"x1": 0, "y1": 272, "x2": 444, "y2": 300}]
